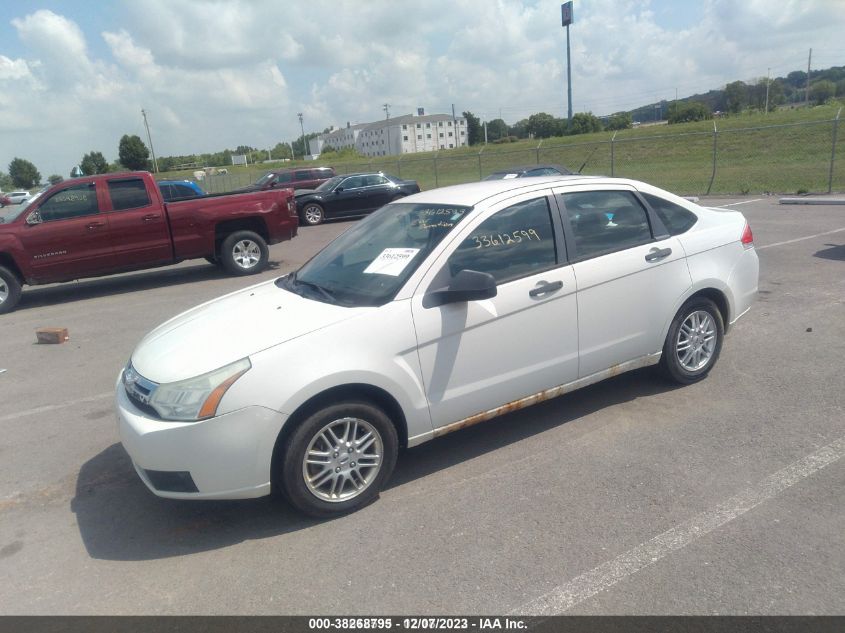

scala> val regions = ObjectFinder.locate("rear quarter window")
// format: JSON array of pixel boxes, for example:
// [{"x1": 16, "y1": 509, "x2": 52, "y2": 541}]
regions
[{"x1": 641, "y1": 192, "x2": 697, "y2": 235}]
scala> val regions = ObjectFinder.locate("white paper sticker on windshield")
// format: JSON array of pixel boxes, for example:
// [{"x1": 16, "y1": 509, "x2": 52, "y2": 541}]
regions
[
  {"x1": 502, "y1": 173, "x2": 519, "y2": 179},
  {"x1": 363, "y1": 248, "x2": 421, "y2": 276}
]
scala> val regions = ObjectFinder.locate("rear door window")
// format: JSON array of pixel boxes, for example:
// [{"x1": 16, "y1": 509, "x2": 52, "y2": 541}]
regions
[
  {"x1": 562, "y1": 190, "x2": 653, "y2": 260},
  {"x1": 108, "y1": 178, "x2": 151, "y2": 211}
]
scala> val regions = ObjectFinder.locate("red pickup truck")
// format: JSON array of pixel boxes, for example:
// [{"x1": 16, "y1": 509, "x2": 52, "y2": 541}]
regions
[{"x1": 0, "y1": 171, "x2": 298, "y2": 314}]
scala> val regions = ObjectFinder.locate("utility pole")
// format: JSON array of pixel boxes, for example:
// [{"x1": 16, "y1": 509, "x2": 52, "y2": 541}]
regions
[
  {"x1": 297, "y1": 112, "x2": 305, "y2": 160},
  {"x1": 561, "y1": 2, "x2": 574, "y2": 129},
  {"x1": 141, "y1": 109, "x2": 159, "y2": 173},
  {"x1": 805, "y1": 48, "x2": 812, "y2": 107},
  {"x1": 484, "y1": 120, "x2": 488, "y2": 145},
  {"x1": 765, "y1": 67, "x2": 771, "y2": 114},
  {"x1": 383, "y1": 103, "x2": 390, "y2": 156}
]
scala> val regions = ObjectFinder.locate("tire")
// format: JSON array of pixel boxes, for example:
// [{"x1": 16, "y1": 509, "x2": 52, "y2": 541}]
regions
[
  {"x1": 218, "y1": 230, "x2": 269, "y2": 276},
  {"x1": 278, "y1": 400, "x2": 399, "y2": 518},
  {"x1": 659, "y1": 297, "x2": 724, "y2": 384},
  {"x1": 300, "y1": 203, "x2": 325, "y2": 226},
  {"x1": 0, "y1": 266, "x2": 22, "y2": 315}
]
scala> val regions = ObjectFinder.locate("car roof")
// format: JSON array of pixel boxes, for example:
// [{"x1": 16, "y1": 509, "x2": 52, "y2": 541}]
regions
[
  {"x1": 405, "y1": 175, "x2": 612, "y2": 207},
  {"x1": 268, "y1": 166, "x2": 334, "y2": 175}
]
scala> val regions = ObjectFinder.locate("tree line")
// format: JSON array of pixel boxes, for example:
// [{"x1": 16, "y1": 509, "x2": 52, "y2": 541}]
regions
[{"x1": 1, "y1": 134, "x2": 153, "y2": 190}]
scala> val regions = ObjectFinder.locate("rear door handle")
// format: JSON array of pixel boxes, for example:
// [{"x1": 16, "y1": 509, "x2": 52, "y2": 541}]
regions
[
  {"x1": 529, "y1": 280, "x2": 563, "y2": 297},
  {"x1": 86, "y1": 221, "x2": 105, "y2": 231},
  {"x1": 645, "y1": 247, "x2": 672, "y2": 262},
  {"x1": 142, "y1": 214, "x2": 160, "y2": 222}
]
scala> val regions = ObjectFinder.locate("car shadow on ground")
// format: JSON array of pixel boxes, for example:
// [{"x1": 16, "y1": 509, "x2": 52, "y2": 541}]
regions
[
  {"x1": 72, "y1": 368, "x2": 679, "y2": 561},
  {"x1": 813, "y1": 243, "x2": 845, "y2": 261},
  {"x1": 14, "y1": 261, "x2": 282, "y2": 312}
]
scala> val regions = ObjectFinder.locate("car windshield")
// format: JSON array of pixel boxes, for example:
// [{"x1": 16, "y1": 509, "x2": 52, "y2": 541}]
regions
[
  {"x1": 280, "y1": 202, "x2": 472, "y2": 307},
  {"x1": 0, "y1": 199, "x2": 34, "y2": 223},
  {"x1": 315, "y1": 176, "x2": 345, "y2": 192}
]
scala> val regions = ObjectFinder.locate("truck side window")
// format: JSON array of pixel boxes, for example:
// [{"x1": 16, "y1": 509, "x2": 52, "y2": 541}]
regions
[
  {"x1": 38, "y1": 183, "x2": 98, "y2": 222},
  {"x1": 108, "y1": 178, "x2": 151, "y2": 211}
]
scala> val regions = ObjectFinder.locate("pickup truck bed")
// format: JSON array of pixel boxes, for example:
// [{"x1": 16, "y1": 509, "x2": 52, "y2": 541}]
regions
[{"x1": 0, "y1": 171, "x2": 298, "y2": 314}]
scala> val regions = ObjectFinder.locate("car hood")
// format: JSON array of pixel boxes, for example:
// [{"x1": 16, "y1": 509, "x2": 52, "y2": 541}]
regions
[
  {"x1": 131, "y1": 279, "x2": 365, "y2": 384},
  {"x1": 294, "y1": 188, "x2": 318, "y2": 197}
]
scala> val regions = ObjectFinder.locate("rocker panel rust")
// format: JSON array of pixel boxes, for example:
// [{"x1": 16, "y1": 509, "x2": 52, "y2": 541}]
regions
[{"x1": 430, "y1": 353, "x2": 661, "y2": 439}]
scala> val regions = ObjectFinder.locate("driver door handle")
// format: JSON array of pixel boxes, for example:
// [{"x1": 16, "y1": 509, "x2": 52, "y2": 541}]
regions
[
  {"x1": 529, "y1": 280, "x2": 563, "y2": 297},
  {"x1": 86, "y1": 221, "x2": 105, "y2": 231},
  {"x1": 645, "y1": 247, "x2": 672, "y2": 262}
]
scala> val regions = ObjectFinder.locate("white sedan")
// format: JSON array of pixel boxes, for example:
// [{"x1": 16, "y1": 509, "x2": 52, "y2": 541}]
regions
[{"x1": 116, "y1": 176, "x2": 758, "y2": 517}]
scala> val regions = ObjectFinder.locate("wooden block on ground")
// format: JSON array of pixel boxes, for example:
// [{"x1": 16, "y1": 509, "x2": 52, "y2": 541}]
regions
[{"x1": 36, "y1": 328, "x2": 69, "y2": 344}]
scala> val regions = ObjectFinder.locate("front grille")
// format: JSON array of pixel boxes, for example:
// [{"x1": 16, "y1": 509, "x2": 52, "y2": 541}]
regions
[{"x1": 123, "y1": 363, "x2": 161, "y2": 418}]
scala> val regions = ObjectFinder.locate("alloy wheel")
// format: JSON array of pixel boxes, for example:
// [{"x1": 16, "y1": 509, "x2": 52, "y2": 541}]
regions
[
  {"x1": 301, "y1": 417, "x2": 383, "y2": 502},
  {"x1": 676, "y1": 310, "x2": 716, "y2": 371}
]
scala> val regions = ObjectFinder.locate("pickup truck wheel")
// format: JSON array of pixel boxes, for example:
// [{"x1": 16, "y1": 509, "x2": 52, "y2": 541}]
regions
[
  {"x1": 219, "y1": 231, "x2": 269, "y2": 276},
  {"x1": 301, "y1": 203, "x2": 325, "y2": 226},
  {"x1": 279, "y1": 401, "x2": 398, "y2": 518},
  {"x1": 0, "y1": 266, "x2": 22, "y2": 315}
]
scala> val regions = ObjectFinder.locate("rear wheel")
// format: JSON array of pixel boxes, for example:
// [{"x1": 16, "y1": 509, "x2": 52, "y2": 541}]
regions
[
  {"x1": 278, "y1": 401, "x2": 398, "y2": 518},
  {"x1": 0, "y1": 266, "x2": 22, "y2": 315},
  {"x1": 301, "y1": 203, "x2": 325, "y2": 226},
  {"x1": 218, "y1": 230, "x2": 269, "y2": 276},
  {"x1": 659, "y1": 297, "x2": 724, "y2": 384}
]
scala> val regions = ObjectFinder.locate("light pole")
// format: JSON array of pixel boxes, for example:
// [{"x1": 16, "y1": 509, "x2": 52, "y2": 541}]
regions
[
  {"x1": 297, "y1": 112, "x2": 305, "y2": 160},
  {"x1": 141, "y1": 108, "x2": 159, "y2": 173},
  {"x1": 383, "y1": 103, "x2": 390, "y2": 156},
  {"x1": 561, "y1": 2, "x2": 574, "y2": 129}
]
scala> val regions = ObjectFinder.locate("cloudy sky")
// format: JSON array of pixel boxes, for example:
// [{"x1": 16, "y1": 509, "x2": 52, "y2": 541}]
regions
[{"x1": 0, "y1": 0, "x2": 842, "y2": 177}]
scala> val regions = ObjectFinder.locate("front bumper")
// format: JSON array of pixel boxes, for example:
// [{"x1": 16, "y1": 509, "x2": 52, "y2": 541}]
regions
[{"x1": 115, "y1": 380, "x2": 287, "y2": 500}]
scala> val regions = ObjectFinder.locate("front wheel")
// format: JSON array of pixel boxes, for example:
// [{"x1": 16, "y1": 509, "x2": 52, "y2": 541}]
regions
[
  {"x1": 0, "y1": 266, "x2": 22, "y2": 314},
  {"x1": 659, "y1": 297, "x2": 724, "y2": 384},
  {"x1": 300, "y1": 203, "x2": 325, "y2": 226},
  {"x1": 218, "y1": 230, "x2": 269, "y2": 276},
  {"x1": 278, "y1": 401, "x2": 399, "y2": 518}
]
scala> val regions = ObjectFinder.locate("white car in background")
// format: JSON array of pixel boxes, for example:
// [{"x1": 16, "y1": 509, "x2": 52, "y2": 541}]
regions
[
  {"x1": 116, "y1": 176, "x2": 759, "y2": 517},
  {"x1": 5, "y1": 191, "x2": 32, "y2": 204}
]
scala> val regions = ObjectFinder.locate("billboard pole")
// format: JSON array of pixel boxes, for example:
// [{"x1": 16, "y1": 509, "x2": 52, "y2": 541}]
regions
[{"x1": 562, "y1": 2, "x2": 574, "y2": 129}]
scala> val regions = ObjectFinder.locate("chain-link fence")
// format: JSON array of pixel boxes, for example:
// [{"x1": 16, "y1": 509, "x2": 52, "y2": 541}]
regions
[{"x1": 192, "y1": 113, "x2": 844, "y2": 196}]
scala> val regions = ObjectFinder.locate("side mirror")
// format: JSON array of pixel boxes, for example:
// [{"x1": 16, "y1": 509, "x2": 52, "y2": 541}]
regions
[
  {"x1": 26, "y1": 210, "x2": 42, "y2": 225},
  {"x1": 425, "y1": 269, "x2": 497, "y2": 307}
]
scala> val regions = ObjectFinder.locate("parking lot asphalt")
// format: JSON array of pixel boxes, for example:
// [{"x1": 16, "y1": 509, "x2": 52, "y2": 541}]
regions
[{"x1": 0, "y1": 196, "x2": 842, "y2": 615}]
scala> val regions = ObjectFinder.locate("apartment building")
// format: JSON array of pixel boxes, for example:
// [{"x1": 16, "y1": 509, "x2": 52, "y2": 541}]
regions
[{"x1": 310, "y1": 110, "x2": 468, "y2": 157}]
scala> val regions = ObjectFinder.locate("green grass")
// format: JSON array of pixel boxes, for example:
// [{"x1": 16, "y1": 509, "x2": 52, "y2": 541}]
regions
[{"x1": 158, "y1": 102, "x2": 845, "y2": 196}]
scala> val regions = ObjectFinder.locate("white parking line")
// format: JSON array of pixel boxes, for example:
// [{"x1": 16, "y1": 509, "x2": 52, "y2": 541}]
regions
[
  {"x1": 0, "y1": 392, "x2": 112, "y2": 423},
  {"x1": 510, "y1": 435, "x2": 845, "y2": 616},
  {"x1": 758, "y1": 227, "x2": 845, "y2": 250},
  {"x1": 712, "y1": 199, "x2": 763, "y2": 207}
]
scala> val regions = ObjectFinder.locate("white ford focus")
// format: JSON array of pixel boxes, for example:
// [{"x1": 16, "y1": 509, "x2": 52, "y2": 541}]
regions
[{"x1": 116, "y1": 176, "x2": 758, "y2": 517}]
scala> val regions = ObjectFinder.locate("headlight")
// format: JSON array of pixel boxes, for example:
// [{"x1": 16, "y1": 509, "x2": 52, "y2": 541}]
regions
[{"x1": 148, "y1": 358, "x2": 251, "y2": 421}]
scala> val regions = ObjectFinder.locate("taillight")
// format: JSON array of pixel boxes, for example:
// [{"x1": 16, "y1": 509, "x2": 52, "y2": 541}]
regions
[{"x1": 741, "y1": 222, "x2": 754, "y2": 248}]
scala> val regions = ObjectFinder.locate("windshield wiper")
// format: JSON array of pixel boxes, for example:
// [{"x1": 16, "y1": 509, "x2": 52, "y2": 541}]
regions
[{"x1": 284, "y1": 271, "x2": 339, "y2": 304}]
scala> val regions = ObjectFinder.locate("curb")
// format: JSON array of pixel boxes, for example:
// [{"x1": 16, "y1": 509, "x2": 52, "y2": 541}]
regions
[{"x1": 779, "y1": 197, "x2": 845, "y2": 205}]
